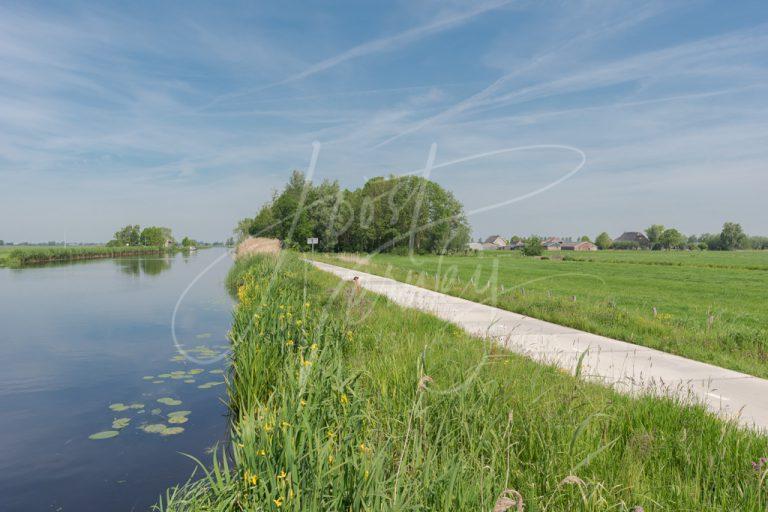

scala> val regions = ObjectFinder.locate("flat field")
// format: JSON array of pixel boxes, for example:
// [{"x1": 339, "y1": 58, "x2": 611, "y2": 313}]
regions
[{"x1": 314, "y1": 250, "x2": 768, "y2": 378}]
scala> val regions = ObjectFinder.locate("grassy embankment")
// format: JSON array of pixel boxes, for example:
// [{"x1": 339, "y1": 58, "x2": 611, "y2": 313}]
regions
[
  {"x1": 159, "y1": 252, "x2": 768, "y2": 511},
  {"x1": 313, "y1": 250, "x2": 768, "y2": 378},
  {"x1": 0, "y1": 245, "x2": 177, "y2": 267}
]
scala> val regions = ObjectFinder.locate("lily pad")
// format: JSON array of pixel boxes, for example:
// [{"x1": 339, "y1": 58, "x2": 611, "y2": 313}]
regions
[
  {"x1": 168, "y1": 416, "x2": 188, "y2": 424},
  {"x1": 158, "y1": 373, "x2": 172, "y2": 378},
  {"x1": 184, "y1": 379, "x2": 195, "y2": 383},
  {"x1": 142, "y1": 376, "x2": 154, "y2": 380},
  {"x1": 141, "y1": 423, "x2": 168, "y2": 434},
  {"x1": 109, "y1": 403, "x2": 129, "y2": 412},
  {"x1": 196, "y1": 333, "x2": 212, "y2": 339},
  {"x1": 209, "y1": 369, "x2": 224, "y2": 374},
  {"x1": 89, "y1": 430, "x2": 119, "y2": 440},
  {"x1": 128, "y1": 403, "x2": 145, "y2": 409},
  {"x1": 188, "y1": 369, "x2": 204, "y2": 375},
  {"x1": 198, "y1": 381, "x2": 225, "y2": 389},
  {"x1": 152, "y1": 380, "x2": 165, "y2": 384},
  {"x1": 112, "y1": 418, "x2": 131, "y2": 429},
  {"x1": 157, "y1": 397, "x2": 182, "y2": 406},
  {"x1": 167, "y1": 410, "x2": 191, "y2": 418},
  {"x1": 161, "y1": 426, "x2": 185, "y2": 436},
  {"x1": 151, "y1": 408, "x2": 162, "y2": 415}
]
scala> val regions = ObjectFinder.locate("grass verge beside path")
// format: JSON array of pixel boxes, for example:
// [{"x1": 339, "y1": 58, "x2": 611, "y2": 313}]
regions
[
  {"x1": 312, "y1": 251, "x2": 768, "y2": 379},
  {"x1": 159, "y1": 253, "x2": 768, "y2": 511}
]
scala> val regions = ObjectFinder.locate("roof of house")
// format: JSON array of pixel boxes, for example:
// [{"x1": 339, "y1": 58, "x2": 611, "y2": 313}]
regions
[
  {"x1": 561, "y1": 241, "x2": 597, "y2": 248},
  {"x1": 483, "y1": 235, "x2": 507, "y2": 244},
  {"x1": 615, "y1": 231, "x2": 649, "y2": 242}
]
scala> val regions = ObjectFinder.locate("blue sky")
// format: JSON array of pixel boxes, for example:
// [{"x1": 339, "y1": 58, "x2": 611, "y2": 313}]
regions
[{"x1": 1, "y1": 0, "x2": 767, "y2": 242}]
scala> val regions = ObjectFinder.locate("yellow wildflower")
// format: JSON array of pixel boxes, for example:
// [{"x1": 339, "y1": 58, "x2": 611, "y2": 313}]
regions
[
  {"x1": 364, "y1": 470, "x2": 369, "y2": 479},
  {"x1": 304, "y1": 302, "x2": 310, "y2": 308},
  {"x1": 285, "y1": 339, "x2": 294, "y2": 347},
  {"x1": 258, "y1": 449, "x2": 266, "y2": 456},
  {"x1": 296, "y1": 319, "x2": 302, "y2": 326},
  {"x1": 277, "y1": 469, "x2": 287, "y2": 480},
  {"x1": 250, "y1": 475, "x2": 258, "y2": 486},
  {"x1": 302, "y1": 359, "x2": 312, "y2": 367},
  {"x1": 264, "y1": 423, "x2": 273, "y2": 432},
  {"x1": 328, "y1": 455, "x2": 335, "y2": 463},
  {"x1": 289, "y1": 488, "x2": 295, "y2": 499},
  {"x1": 300, "y1": 399, "x2": 307, "y2": 407},
  {"x1": 274, "y1": 497, "x2": 283, "y2": 507},
  {"x1": 359, "y1": 442, "x2": 371, "y2": 453},
  {"x1": 310, "y1": 343, "x2": 318, "y2": 350},
  {"x1": 281, "y1": 421, "x2": 291, "y2": 429},
  {"x1": 340, "y1": 394, "x2": 349, "y2": 405}
]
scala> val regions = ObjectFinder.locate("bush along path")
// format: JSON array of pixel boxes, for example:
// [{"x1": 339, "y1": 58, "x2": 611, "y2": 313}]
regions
[{"x1": 158, "y1": 253, "x2": 768, "y2": 511}]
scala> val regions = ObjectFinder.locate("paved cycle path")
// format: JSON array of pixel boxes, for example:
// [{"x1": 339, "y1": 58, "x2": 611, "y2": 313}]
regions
[{"x1": 311, "y1": 260, "x2": 768, "y2": 431}]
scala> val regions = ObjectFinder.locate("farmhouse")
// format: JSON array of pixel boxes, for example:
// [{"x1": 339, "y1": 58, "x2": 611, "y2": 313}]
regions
[
  {"x1": 561, "y1": 241, "x2": 598, "y2": 251},
  {"x1": 614, "y1": 231, "x2": 650, "y2": 248},
  {"x1": 541, "y1": 237, "x2": 562, "y2": 251}
]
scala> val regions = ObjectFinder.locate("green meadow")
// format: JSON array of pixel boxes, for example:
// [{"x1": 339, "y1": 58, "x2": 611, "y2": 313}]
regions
[
  {"x1": 159, "y1": 253, "x2": 768, "y2": 511},
  {"x1": 313, "y1": 250, "x2": 768, "y2": 378}
]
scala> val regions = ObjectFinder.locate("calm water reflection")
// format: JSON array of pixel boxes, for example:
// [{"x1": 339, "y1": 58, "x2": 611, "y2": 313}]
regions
[{"x1": 0, "y1": 249, "x2": 234, "y2": 511}]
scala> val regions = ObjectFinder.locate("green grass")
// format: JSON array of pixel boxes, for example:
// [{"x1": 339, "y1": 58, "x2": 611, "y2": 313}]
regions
[
  {"x1": 158, "y1": 252, "x2": 768, "y2": 511},
  {"x1": 313, "y1": 250, "x2": 768, "y2": 378},
  {"x1": 561, "y1": 249, "x2": 768, "y2": 271},
  {"x1": 0, "y1": 245, "x2": 173, "y2": 266}
]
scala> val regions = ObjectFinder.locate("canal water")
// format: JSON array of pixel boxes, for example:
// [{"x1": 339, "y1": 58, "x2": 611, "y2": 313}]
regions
[{"x1": 0, "y1": 249, "x2": 234, "y2": 511}]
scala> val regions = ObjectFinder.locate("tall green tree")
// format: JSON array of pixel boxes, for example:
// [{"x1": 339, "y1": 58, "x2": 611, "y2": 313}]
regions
[
  {"x1": 140, "y1": 226, "x2": 173, "y2": 247},
  {"x1": 595, "y1": 232, "x2": 612, "y2": 250},
  {"x1": 720, "y1": 222, "x2": 747, "y2": 250},
  {"x1": 659, "y1": 228, "x2": 685, "y2": 249},
  {"x1": 235, "y1": 172, "x2": 470, "y2": 254},
  {"x1": 645, "y1": 224, "x2": 665, "y2": 249},
  {"x1": 113, "y1": 224, "x2": 141, "y2": 246}
]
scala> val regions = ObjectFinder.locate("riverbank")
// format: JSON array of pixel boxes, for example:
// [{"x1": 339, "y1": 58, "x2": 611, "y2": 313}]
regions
[
  {"x1": 0, "y1": 245, "x2": 195, "y2": 267},
  {"x1": 159, "y1": 252, "x2": 768, "y2": 511}
]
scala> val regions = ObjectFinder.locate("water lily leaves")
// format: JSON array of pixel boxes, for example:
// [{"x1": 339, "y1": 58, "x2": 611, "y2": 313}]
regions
[
  {"x1": 112, "y1": 418, "x2": 131, "y2": 429},
  {"x1": 184, "y1": 379, "x2": 195, "y2": 383},
  {"x1": 197, "y1": 381, "x2": 224, "y2": 389},
  {"x1": 168, "y1": 416, "x2": 188, "y2": 424},
  {"x1": 140, "y1": 423, "x2": 185, "y2": 436},
  {"x1": 196, "y1": 333, "x2": 212, "y2": 339},
  {"x1": 89, "y1": 430, "x2": 119, "y2": 440},
  {"x1": 167, "y1": 410, "x2": 191, "y2": 419},
  {"x1": 151, "y1": 408, "x2": 162, "y2": 415},
  {"x1": 152, "y1": 380, "x2": 165, "y2": 384},
  {"x1": 141, "y1": 423, "x2": 168, "y2": 434},
  {"x1": 142, "y1": 376, "x2": 154, "y2": 380},
  {"x1": 157, "y1": 397, "x2": 182, "y2": 406},
  {"x1": 109, "y1": 403, "x2": 129, "y2": 412},
  {"x1": 128, "y1": 403, "x2": 145, "y2": 409},
  {"x1": 170, "y1": 355, "x2": 186, "y2": 362},
  {"x1": 188, "y1": 369, "x2": 204, "y2": 375},
  {"x1": 209, "y1": 369, "x2": 224, "y2": 374},
  {"x1": 158, "y1": 373, "x2": 172, "y2": 378}
]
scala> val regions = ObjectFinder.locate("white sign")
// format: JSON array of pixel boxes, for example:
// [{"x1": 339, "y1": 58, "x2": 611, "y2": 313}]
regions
[{"x1": 307, "y1": 237, "x2": 319, "y2": 245}]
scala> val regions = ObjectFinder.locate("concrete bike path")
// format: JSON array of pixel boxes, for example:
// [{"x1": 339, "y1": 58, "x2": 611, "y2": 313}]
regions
[{"x1": 310, "y1": 259, "x2": 768, "y2": 431}]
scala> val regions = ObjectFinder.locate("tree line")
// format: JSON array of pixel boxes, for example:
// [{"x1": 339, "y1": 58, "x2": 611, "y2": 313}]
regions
[
  {"x1": 236, "y1": 171, "x2": 471, "y2": 254},
  {"x1": 590, "y1": 222, "x2": 761, "y2": 250},
  {"x1": 106, "y1": 225, "x2": 199, "y2": 248}
]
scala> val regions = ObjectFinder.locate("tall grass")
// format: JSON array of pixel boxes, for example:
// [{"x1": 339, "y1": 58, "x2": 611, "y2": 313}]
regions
[
  {"x1": 159, "y1": 253, "x2": 768, "y2": 511},
  {"x1": 6, "y1": 245, "x2": 172, "y2": 266}
]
